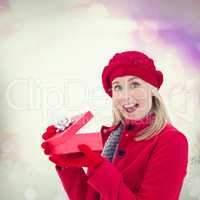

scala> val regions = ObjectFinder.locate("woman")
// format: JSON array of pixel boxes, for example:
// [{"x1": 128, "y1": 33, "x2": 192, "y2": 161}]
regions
[{"x1": 41, "y1": 51, "x2": 188, "y2": 200}]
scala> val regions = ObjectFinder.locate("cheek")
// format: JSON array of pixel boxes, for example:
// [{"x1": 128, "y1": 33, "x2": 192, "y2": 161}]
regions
[
  {"x1": 131, "y1": 88, "x2": 149, "y2": 100},
  {"x1": 130, "y1": 89, "x2": 152, "y2": 109},
  {"x1": 113, "y1": 97, "x2": 123, "y2": 108},
  {"x1": 138, "y1": 99, "x2": 150, "y2": 111}
]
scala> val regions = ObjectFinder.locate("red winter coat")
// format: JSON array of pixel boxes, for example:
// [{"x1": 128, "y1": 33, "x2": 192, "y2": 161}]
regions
[{"x1": 55, "y1": 118, "x2": 188, "y2": 200}]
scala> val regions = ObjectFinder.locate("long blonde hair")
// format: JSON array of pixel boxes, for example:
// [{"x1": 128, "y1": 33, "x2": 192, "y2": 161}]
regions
[{"x1": 111, "y1": 83, "x2": 172, "y2": 142}]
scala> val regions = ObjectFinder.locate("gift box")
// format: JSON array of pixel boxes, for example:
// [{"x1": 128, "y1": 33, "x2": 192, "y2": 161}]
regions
[{"x1": 45, "y1": 111, "x2": 103, "y2": 154}]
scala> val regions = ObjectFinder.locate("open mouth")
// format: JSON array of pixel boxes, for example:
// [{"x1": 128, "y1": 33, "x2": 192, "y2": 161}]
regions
[{"x1": 123, "y1": 103, "x2": 139, "y2": 113}]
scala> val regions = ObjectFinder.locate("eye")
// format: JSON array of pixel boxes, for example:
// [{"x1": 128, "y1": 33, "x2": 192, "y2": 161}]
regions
[
  {"x1": 130, "y1": 81, "x2": 140, "y2": 88},
  {"x1": 112, "y1": 85, "x2": 122, "y2": 91}
]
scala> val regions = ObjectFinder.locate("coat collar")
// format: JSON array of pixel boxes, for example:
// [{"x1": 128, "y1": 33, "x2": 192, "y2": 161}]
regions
[
  {"x1": 100, "y1": 111, "x2": 156, "y2": 135},
  {"x1": 122, "y1": 110, "x2": 156, "y2": 131}
]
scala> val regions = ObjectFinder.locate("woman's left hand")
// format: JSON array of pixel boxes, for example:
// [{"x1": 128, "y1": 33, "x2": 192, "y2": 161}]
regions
[{"x1": 49, "y1": 144, "x2": 105, "y2": 170}]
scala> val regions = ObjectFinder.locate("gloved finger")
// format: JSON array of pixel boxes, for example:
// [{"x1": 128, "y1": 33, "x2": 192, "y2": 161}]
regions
[
  {"x1": 42, "y1": 125, "x2": 57, "y2": 140},
  {"x1": 49, "y1": 156, "x2": 73, "y2": 167},
  {"x1": 41, "y1": 142, "x2": 51, "y2": 155},
  {"x1": 49, "y1": 156, "x2": 62, "y2": 165},
  {"x1": 78, "y1": 144, "x2": 94, "y2": 157},
  {"x1": 41, "y1": 141, "x2": 48, "y2": 149},
  {"x1": 49, "y1": 156, "x2": 89, "y2": 168},
  {"x1": 66, "y1": 152, "x2": 84, "y2": 159},
  {"x1": 42, "y1": 131, "x2": 57, "y2": 140},
  {"x1": 51, "y1": 153, "x2": 84, "y2": 162},
  {"x1": 51, "y1": 154, "x2": 85, "y2": 164},
  {"x1": 44, "y1": 148, "x2": 51, "y2": 155},
  {"x1": 47, "y1": 125, "x2": 57, "y2": 133}
]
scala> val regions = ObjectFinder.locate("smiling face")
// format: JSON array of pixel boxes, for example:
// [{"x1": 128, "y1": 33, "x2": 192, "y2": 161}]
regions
[{"x1": 111, "y1": 75, "x2": 153, "y2": 120}]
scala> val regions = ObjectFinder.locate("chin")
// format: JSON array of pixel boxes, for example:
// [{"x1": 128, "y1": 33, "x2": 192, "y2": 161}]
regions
[{"x1": 123, "y1": 112, "x2": 138, "y2": 120}]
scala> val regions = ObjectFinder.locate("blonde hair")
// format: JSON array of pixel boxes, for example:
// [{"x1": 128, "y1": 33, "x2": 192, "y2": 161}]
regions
[{"x1": 111, "y1": 83, "x2": 172, "y2": 142}]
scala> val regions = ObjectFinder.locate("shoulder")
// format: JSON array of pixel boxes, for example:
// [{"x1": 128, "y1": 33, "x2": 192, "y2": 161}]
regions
[
  {"x1": 153, "y1": 123, "x2": 189, "y2": 158},
  {"x1": 149, "y1": 123, "x2": 189, "y2": 176},
  {"x1": 157, "y1": 123, "x2": 188, "y2": 146}
]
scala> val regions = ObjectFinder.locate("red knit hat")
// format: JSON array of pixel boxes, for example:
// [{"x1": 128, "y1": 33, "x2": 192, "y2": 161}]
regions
[{"x1": 102, "y1": 51, "x2": 163, "y2": 97}]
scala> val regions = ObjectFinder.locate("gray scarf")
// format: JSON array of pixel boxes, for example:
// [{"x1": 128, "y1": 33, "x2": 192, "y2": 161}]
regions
[{"x1": 101, "y1": 123, "x2": 124, "y2": 162}]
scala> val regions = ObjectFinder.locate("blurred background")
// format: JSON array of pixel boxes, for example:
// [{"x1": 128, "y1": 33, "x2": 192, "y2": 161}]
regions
[{"x1": 0, "y1": 0, "x2": 200, "y2": 199}]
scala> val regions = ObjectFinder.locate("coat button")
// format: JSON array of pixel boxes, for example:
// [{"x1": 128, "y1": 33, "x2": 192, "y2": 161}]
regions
[
  {"x1": 118, "y1": 149, "x2": 125, "y2": 157},
  {"x1": 126, "y1": 124, "x2": 134, "y2": 131}
]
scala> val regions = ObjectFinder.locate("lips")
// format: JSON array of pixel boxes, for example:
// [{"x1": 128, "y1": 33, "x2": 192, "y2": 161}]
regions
[{"x1": 123, "y1": 103, "x2": 139, "y2": 113}]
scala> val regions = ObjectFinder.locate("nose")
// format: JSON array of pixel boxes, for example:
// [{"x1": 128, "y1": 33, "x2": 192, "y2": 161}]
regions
[{"x1": 122, "y1": 88, "x2": 132, "y2": 101}]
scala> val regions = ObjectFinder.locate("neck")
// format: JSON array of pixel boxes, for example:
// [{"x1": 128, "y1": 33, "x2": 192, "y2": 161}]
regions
[{"x1": 121, "y1": 110, "x2": 156, "y2": 131}]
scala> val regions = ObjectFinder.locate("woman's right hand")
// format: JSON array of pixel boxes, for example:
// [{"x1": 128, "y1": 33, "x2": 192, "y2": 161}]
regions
[
  {"x1": 41, "y1": 125, "x2": 58, "y2": 155},
  {"x1": 41, "y1": 124, "x2": 85, "y2": 169},
  {"x1": 41, "y1": 113, "x2": 83, "y2": 157}
]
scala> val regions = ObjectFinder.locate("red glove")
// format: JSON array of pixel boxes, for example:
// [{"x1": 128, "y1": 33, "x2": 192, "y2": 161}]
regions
[
  {"x1": 41, "y1": 125, "x2": 105, "y2": 170},
  {"x1": 41, "y1": 122, "x2": 74, "y2": 154},
  {"x1": 41, "y1": 115, "x2": 77, "y2": 154},
  {"x1": 41, "y1": 125, "x2": 57, "y2": 155},
  {"x1": 49, "y1": 144, "x2": 104, "y2": 170}
]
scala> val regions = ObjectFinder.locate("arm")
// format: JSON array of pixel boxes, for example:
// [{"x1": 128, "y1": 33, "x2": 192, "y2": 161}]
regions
[
  {"x1": 55, "y1": 165, "x2": 88, "y2": 200},
  {"x1": 87, "y1": 131, "x2": 188, "y2": 200},
  {"x1": 49, "y1": 145, "x2": 104, "y2": 200},
  {"x1": 41, "y1": 119, "x2": 90, "y2": 200}
]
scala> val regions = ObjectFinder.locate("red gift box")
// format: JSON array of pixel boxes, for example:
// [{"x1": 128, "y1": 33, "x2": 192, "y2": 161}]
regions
[{"x1": 45, "y1": 111, "x2": 103, "y2": 154}]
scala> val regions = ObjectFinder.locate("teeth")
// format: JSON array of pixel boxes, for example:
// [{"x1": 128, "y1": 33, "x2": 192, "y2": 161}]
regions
[
  {"x1": 124, "y1": 104, "x2": 134, "y2": 108},
  {"x1": 124, "y1": 103, "x2": 137, "y2": 108}
]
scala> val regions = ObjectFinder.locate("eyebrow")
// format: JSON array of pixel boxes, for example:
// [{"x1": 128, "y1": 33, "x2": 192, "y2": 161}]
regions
[{"x1": 112, "y1": 77, "x2": 138, "y2": 85}]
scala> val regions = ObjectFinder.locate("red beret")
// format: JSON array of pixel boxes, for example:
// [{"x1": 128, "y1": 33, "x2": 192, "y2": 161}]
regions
[{"x1": 102, "y1": 51, "x2": 163, "y2": 97}]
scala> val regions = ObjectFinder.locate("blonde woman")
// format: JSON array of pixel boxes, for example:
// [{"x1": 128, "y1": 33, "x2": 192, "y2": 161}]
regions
[{"x1": 41, "y1": 51, "x2": 188, "y2": 200}]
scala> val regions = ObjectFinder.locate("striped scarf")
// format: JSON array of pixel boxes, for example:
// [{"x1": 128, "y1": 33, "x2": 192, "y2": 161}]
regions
[{"x1": 101, "y1": 123, "x2": 124, "y2": 162}]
